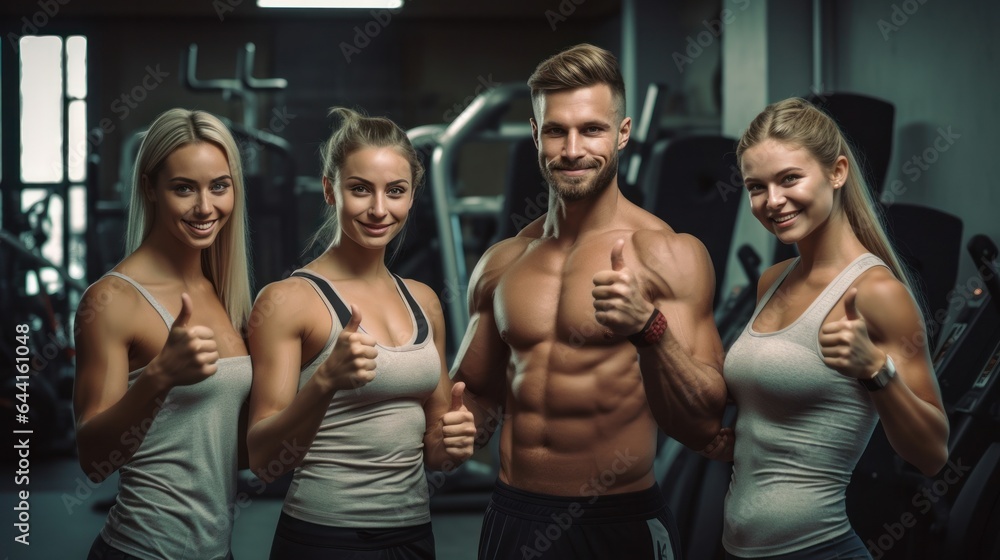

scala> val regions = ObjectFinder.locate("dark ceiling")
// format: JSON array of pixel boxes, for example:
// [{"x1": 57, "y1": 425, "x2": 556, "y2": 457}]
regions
[{"x1": 0, "y1": 0, "x2": 621, "y2": 20}]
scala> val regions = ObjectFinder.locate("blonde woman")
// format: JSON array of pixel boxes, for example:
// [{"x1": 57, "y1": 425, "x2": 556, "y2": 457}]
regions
[
  {"x1": 703, "y1": 98, "x2": 949, "y2": 560},
  {"x1": 74, "y1": 108, "x2": 252, "y2": 560}
]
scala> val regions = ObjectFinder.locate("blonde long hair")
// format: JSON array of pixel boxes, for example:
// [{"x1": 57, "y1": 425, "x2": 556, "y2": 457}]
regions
[
  {"x1": 125, "y1": 108, "x2": 252, "y2": 331},
  {"x1": 736, "y1": 98, "x2": 916, "y2": 297}
]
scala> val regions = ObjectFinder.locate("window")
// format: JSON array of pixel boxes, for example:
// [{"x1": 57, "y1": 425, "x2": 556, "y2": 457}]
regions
[{"x1": 16, "y1": 35, "x2": 88, "y2": 295}]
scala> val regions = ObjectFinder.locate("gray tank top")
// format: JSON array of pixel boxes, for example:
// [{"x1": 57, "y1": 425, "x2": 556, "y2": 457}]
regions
[
  {"x1": 722, "y1": 253, "x2": 887, "y2": 556},
  {"x1": 97, "y1": 272, "x2": 252, "y2": 560},
  {"x1": 281, "y1": 270, "x2": 441, "y2": 528}
]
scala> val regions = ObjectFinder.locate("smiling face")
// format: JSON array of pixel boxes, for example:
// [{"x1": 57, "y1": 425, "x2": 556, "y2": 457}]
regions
[
  {"x1": 532, "y1": 84, "x2": 630, "y2": 202},
  {"x1": 144, "y1": 141, "x2": 234, "y2": 250},
  {"x1": 326, "y1": 146, "x2": 414, "y2": 250},
  {"x1": 740, "y1": 138, "x2": 848, "y2": 245}
]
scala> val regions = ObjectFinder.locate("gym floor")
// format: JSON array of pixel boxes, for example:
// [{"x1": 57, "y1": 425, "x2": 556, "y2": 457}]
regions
[{"x1": 2, "y1": 457, "x2": 485, "y2": 560}]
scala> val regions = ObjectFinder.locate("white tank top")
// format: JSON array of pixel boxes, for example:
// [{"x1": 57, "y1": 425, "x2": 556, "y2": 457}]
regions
[
  {"x1": 723, "y1": 254, "x2": 887, "y2": 556},
  {"x1": 98, "y1": 272, "x2": 251, "y2": 560},
  {"x1": 281, "y1": 270, "x2": 441, "y2": 528}
]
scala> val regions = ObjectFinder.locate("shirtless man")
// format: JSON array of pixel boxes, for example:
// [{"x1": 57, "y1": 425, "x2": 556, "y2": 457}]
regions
[{"x1": 453, "y1": 44, "x2": 727, "y2": 560}]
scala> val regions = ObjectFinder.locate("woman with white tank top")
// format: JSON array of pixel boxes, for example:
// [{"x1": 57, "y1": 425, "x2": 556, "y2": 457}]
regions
[
  {"x1": 74, "y1": 109, "x2": 253, "y2": 559},
  {"x1": 246, "y1": 108, "x2": 476, "y2": 559},
  {"x1": 698, "y1": 98, "x2": 950, "y2": 560}
]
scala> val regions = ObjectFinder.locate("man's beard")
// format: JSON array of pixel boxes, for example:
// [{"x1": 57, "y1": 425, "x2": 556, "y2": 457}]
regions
[{"x1": 540, "y1": 149, "x2": 619, "y2": 202}]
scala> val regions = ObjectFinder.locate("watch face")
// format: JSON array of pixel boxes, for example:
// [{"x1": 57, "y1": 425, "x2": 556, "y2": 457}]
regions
[{"x1": 861, "y1": 356, "x2": 895, "y2": 391}]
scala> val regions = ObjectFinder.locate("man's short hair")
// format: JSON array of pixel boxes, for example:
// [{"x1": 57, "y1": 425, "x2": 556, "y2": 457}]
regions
[{"x1": 527, "y1": 43, "x2": 626, "y2": 123}]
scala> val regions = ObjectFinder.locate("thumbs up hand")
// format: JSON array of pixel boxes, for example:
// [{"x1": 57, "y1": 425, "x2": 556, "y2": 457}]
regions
[
  {"x1": 440, "y1": 382, "x2": 476, "y2": 463},
  {"x1": 592, "y1": 239, "x2": 654, "y2": 337},
  {"x1": 819, "y1": 288, "x2": 885, "y2": 379},
  {"x1": 149, "y1": 293, "x2": 219, "y2": 388},
  {"x1": 698, "y1": 427, "x2": 735, "y2": 463},
  {"x1": 318, "y1": 305, "x2": 379, "y2": 392}
]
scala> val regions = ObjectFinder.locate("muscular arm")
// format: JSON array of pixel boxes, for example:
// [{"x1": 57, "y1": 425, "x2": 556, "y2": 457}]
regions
[
  {"x1": 246, "y1": 280, "x2": 374, "y2": 482},
  {"x1": 637, "y1": 233, "x2": 727, "y2": 449},
  {"x1": 450, "y1": 242, "x2": 517, "y2": 450},
  {"x1": 75, "y1": 282, "x2": 225, "y2": 481},
  {"x1": 828, "y1": 277, "x2": 949, "y2": 475},
  {"x1": 73, "y1": 281, "x2": 171, "y2": 482}
]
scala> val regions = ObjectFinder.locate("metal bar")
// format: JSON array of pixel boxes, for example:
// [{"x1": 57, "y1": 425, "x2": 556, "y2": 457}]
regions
[{"x1": 428, "y1": 83, "x2": 530, "y2": 350}]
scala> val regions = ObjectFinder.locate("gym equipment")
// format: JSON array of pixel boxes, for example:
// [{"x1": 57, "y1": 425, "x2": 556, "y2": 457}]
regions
[
  {"x1": 807, "y1": 92, "x2": 895, "y2": 195},
  {"x1": 658, "y1": 405, "x2": 735, "y2": 560},
  {"x1": 180, "y1": 42, "x2": 297, "y2": 284},
  {"x1": 848, "y1": 234, "x2": 1000, "y2": 560},
  {"x1": 621, "y1": 83, "x2": 669, "y2": 201},
  {"x1": 934, "y1": 235, "x2": 1000, "y2": 408},
  {"x1": 641, "y1": 135, "x2": 741, "y2": 306},
  {"x1": 882, "y1": 203, "x2": 963, "y2": 348},
  {"x1": 422, "y1": 83, "x2": 533, "y2": 350},
  {"x1": 945, "y1": 442, "x2": 1000, "y2": 559}
]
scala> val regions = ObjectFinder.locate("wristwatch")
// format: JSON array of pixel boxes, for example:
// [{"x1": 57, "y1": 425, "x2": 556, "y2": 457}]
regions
[{"x1": 859, "y1": 354, "x2": 896, "y2": 391}]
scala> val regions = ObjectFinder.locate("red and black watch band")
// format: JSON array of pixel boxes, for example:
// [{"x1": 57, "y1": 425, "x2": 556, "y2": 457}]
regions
[{"x1": 628, "y1": 308, "x2": 667, "y2": 347}]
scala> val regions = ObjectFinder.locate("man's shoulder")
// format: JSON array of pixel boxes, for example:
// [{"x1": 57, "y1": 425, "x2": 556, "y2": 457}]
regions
[
  {"x1": 629, "y1": 224, "x2": 709, "y2": 267},
  {"x1": 516, "y1": 215, "x2": 546, "y2": 239},
  {"x1": 467, "y1": 236, "x2": 535, "y2": 302},
  {"x1": 618, "y1": 203, "x2": 706, "y2": 253},
  {"x1": 624, "y1": 212, "x2": 714, "y2": 288},
  {"x1": 477, "y1": 235, "x2": 535, "y2": 270}
]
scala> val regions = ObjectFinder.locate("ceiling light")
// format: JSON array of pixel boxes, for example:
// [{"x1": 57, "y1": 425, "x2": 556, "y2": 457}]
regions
[{"x1": 258, "y1": 0, "x2": 403, "y2": 8}]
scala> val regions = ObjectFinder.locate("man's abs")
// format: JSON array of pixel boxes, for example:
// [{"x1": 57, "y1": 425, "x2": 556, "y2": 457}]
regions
[{"x1": 497, "y1": 342, "x2": 658, "y2": 496}]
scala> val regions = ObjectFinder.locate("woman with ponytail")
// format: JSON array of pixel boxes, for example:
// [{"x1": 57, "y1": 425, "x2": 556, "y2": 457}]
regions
[
  {"x1": 246, "y1": 108, "x2": 475, "y2": 559},
  {"x1": 701, "y1": 98, "x2": 949, "y2": 559}
]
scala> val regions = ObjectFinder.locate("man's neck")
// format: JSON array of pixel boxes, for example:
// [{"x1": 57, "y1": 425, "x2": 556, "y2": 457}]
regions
[{"x1": 543, "y1": 180, "x2": 623, "y2": 243}]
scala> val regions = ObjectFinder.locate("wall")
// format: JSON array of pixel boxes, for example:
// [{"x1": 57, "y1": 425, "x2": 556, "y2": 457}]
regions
[{"x1": 832, "y1": 0, "x2": 1000, "y2": 286}]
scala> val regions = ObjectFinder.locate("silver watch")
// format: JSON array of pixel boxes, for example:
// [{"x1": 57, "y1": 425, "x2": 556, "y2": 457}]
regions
[{"x1": 859, "y1": 355, "x2": 896, "y2": 392}]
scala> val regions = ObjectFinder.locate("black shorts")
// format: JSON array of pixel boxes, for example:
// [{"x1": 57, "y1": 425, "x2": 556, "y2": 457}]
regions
[
  {"x1": 269, "y1": 511, "x2": 435, "y2": 560},
  {"x1": 478, "y1": 479, "x2": 681, "y2": 560}
]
